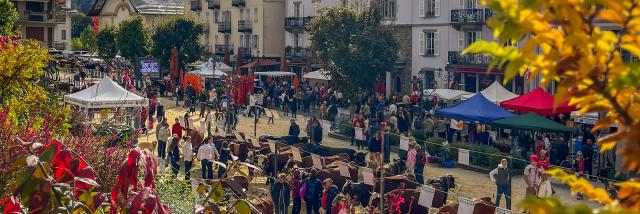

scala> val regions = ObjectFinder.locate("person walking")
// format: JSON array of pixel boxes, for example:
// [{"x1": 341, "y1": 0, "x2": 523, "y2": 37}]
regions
[
  {"x1": 305, "y1": 169, "x2": 323, "y2": 214},
  {"x1": 524, "y1": 155, "x2": 544, "y2": 196},
  {"x1": 199, "y1": 91, "x2": 208, "y2": 118},
  {"x1": 182, "y1": 136, "x2": 193, "y2": 180},
  {"x1": 271, "y1": 173, "x2": 291, "y2": 214},
  {"x1": 171, "y1": 118, "x2": 184, "y2": 139},
  {"x1": 197, "y1": 138, "x2": 216, "y2": 179},
  {"x1": 168, "y1": 134, "x2": 181, "y2": 176},
  {"x1": 489, "y1": 159, "x2": 511, "y2": 209},
  {"x1": 156, "y1": 121, "x2": 171, "y2": 159}
]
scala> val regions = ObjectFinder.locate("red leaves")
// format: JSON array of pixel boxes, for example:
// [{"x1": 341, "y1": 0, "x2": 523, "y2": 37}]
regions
[
  {"x1": 0, "y1": 196, "x2": 22, "y2": 214},
  {"x1": 110, "y1": 148, "x2": 161, "y2": 213},
  {"x1": 129, "y1": 187, "x2": 171, "y2": 214},
  {"x1": 27, "y1": 179, "x2": 51, "y2": 213}
]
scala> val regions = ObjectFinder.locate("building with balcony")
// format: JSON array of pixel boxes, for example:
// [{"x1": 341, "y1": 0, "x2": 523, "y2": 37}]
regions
[
  {"x1": 410, "y1": 0, "x2": 534, "y2": 93},
  {"x1": 11, "y1": 0, "x2": 69, "y2": 49},
  {"x1": 185, "y1": 0, "x2": 285, "y2": 63},
  {"x1": 88, "y1": 0, "x2": 183, "y2": 31}
]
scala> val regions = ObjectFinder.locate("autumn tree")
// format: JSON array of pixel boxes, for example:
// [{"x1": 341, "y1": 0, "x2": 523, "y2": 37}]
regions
[
  {"x1": 72, "y1": 26, "x2": 97, "y2": 51},
  {"x1": 467, "y1": 0, "x2": 640, "y2": 211},
  {"x1": 0, "y1": 0, "x2": 18, "y2": 35},
  {"x1": 308, "y1": 7, "x2": 398, "y2": 96}
]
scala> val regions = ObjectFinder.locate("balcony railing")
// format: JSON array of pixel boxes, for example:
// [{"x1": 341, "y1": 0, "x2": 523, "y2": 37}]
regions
[
  {"x1": 218, "y1": 21, "x2": 231, "y2": 33},
  {"x1": 232, "y1": 0, "x2": 245, "y2": 7},
  {"x1": 285, "y1": 47, "x2": 311, "y2": 58},
  {"x1": 448, "y1": 51, "x2": 492, "y2": 65},
  {"x1": 239, "y1": 47, "x2": 251, "y2": 56},
  {"x1": 191, "y1": 0, "x2": 202, "y2": 11},
  {"x1": 450, "y1": 9, "x2": 492, "y2": 30},
  {"x1": 215, "y1": 45, "x2": 234, "y2": 55},
  {"x1": 238, "y1": 20, "x2": 252, "y2": 32},
  {"x1": 285, "y1": 16, "x2": 314, "y2": 32},
  {"x1": 208, "y1": 0, "x2": 220, "y2": 9}
]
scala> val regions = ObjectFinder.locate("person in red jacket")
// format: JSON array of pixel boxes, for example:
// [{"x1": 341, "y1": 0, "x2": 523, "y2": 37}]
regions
[{"x1": 172, "y1": 118, "x2": 185, "y2": 139}]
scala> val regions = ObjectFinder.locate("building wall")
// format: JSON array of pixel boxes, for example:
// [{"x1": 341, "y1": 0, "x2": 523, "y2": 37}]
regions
[
  {"x1": 12, "y1": 0, "x2": 59, "y2": 49},
  {"x1": 186, "y1": 0, "x2": 285, "y2": 59},
  {"x1": 98, "y1": 0, "x2": 137, "y2": 29}
]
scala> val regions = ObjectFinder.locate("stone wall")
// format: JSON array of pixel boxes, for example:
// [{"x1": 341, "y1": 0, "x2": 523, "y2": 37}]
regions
[{"x1": 391, "y1": 25, "x2": 413, "y2": 96}]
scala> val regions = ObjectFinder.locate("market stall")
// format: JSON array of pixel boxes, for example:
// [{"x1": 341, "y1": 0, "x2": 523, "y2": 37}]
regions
[
  {"x1": 435, "y1": 93, "x2": 515, "y2": 124},
  {"x1": 423, "y1": 89, "x2": 472, "y2": 101},
  {"x1": 302, "y1": 69, "x2": 331, "y2": 87},
  {"x1": 64, "y1": 76, "x2": 148, "y2": 109},
  {"x1": 460, "y1": 81, "x2": 518, "y2": 103},
  {"x1": 500, "y1": 87, "x2": 575, "y2": 115},
  {"x1": 488, "y1": 113, "x2": 572, "y2": 133}
]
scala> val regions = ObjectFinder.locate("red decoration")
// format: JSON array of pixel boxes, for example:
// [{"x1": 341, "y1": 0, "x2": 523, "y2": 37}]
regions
[
  {"x1": 91, "y1": 16, "x2": 100, "y2": 33},
  {"x1": 181, "y1": 73, "x2": 204, "y2": 93}
]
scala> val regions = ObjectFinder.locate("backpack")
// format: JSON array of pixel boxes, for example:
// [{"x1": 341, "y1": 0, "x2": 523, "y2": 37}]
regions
[{"x1": 305, "y1": 178, "x2": 318, "y2": 200}]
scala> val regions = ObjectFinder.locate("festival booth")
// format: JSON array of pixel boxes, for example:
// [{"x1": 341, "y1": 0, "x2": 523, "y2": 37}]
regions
[
  {"x1": 302, "y1": 69, "x2": 331, "y2": 87},
  {"x1": 423, "y1": 88, "x2": 472, "y2": 104},
  {"x1": 435, "y1": 93, "x2": 515, "y2": 145},
  {"x1": 489, "y1": 113, "x2": 572, "y2": 133},
  {"x1": 460, "y1": 81, "x2": 518, "y2": 103},
  {"x1": 500, "y1": 87, "x2": 575, "y2": 115},
  {"x1": 64, "y1": 76, "x2": 149, "y2": 135},
  {"x1": 189, "y1": 59, "x2": 230, "y2": 79}
]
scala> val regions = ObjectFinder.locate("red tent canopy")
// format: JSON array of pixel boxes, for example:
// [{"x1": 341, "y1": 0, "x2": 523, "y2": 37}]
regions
[
  {"x1": 239, "y1": 59, "x2": 280, "y2": 68},
  {"x1": 500, "y1": 87, "x2": 575, "y2": 115}
]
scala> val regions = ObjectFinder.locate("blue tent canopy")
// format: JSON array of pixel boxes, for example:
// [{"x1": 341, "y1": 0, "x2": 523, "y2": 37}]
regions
[{"x1": 435, "y1": 93, "x2": 515, "y2": 124}]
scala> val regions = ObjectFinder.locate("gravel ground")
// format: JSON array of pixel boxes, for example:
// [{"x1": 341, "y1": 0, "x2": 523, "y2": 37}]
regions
[{"x1": 139, "y1": 97, "x2": 600, "y2": 211}]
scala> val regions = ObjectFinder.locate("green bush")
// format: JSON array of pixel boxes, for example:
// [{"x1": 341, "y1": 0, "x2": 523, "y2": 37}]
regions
[
  {"x1": 424, "y1": 137, "x2": 446, "y2": 156},
  {"x1": 156, "y1": 175, "x2": 196, "y2": 213},
  {"x1": 413, "y1": 129, "x2": 426, "y2": 142},
  {"x1": 387, "y1": 133, "x2": 400, "y2": 147},
  {"x1": 338, "y1": 120, "x2": 354, "y2": 137}
]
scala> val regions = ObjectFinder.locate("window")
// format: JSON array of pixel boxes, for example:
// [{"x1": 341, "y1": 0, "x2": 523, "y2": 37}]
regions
[
  {"x1": 214, "y1": 35, "x2": 218, "y2": 44},
  {"x1": 252, "y1": 35, "x2": 259, "y2": 49},
  {"x1": 240, "y1": 35, "x2": 244, "y2": 47},
  {"x1": 254, "y1": 8, "x2": 258, "y2": 22},
  {"x1": 419, "y1": 30, "x2": 439, "y2": 56},
  {"x1": 420, "y1": 0, "x2": 440, "y2": 17},
  {"x1": 214, "y1": 11, "x2": 219, "y2": 22},
  {"x1": 294, "y1": 2, "x2": 302, "y2": 17},
  {"x1": 464, "y1": 0, "x2": 479, "y2": 9},
  {"x1": 61, "y1": 30, "x2": 66, "y2": 40},
  {"x1": 381, "y1": 0, "x2": 396, "y2": 19},
  {"x1": 26, "y1": 2, "x2": 44, "y2": 12},
  {"x1": 240, "y1": 10, "x2": 244, "y2": 20},
  {"x1": 246, "y1": 9, "x2": 251, "y2": 21},
  {"x1": 466, "y1": 31, "x2": 477, "y2": 47},
  {"x1": 245, "y1": 36, "x2": 251, "y2": 48},
  {"x1": 293, "y1": 33, "x2": 300, "y2": 47}
]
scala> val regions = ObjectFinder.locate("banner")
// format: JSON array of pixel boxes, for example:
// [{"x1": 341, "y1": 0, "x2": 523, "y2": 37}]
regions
[
  {"x1": 458, "y1": 149, "x2": 470, "y2": 165},
  {"x1": 418, "y1": 186, "x2": 436, "y2": 207}
]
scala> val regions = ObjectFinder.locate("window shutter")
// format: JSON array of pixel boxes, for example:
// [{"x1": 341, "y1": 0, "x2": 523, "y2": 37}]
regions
[
  {"x1": 434, "y1": 31, "x2": 440, "y2": 56},
  {"x1": 434, "y1": 0, "x2": 440, "y2": 17},
  {"x1": 460, "y1": 0, "x2": 464, "y2": 8},
  {"x1": 289, "y1": 2, "x2": 293, "y2": 17},
  {"x1": 301, "y1": 3, "x2": 305, "y2": 17},
  {"x1": 476, "y1": 31, "x2": 482, "y2": 42},
  {"x1": 458, "y1": 31, "x2": 465, "y2": 51},
  {"x1": 419, "y1": 0, "x2": 425, "y2": 17},
  {"x1": 419, "y1": 31, "x2": 425, "y2": 56}
]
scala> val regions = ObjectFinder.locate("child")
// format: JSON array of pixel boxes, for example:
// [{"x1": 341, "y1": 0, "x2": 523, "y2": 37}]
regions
[
  {"x1": 406, "y1": 143, "x2": 417, "y2": 175},
  {"x1": 537, "y1": 174, "x2": 552, "y2": 198}
]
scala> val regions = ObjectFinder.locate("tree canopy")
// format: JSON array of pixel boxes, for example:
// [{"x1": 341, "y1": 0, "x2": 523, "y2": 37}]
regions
[
  {"x1": 72, "y1": 26, "x2": 97, "y2": 51},
  {"x1": 308, "y1": 7, "x2": 398, "y2": 95},
  {"x1": 151, "y1": 15, "x2": 204, "y2": 71},
  {"x1": 467, "y1": 0, "x2": 640, "y2": 212},
  {"x1": 96, "y1": 27, "x2": 118, "y2": 59},
  {"x1": 0, "y1": 0, "x2": 18, "y2": 35},
  {"x1": 117, "y1": 16, "x2": 149, "y2": 60}
]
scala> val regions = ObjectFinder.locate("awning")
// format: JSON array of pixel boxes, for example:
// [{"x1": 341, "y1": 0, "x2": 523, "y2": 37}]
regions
[
  {"x1": 461, "y1": 81, "x2": 518, "y2": 103},
  {"x1": 240, "y1": 59, "x2": 280, "y2": 68},
  {"x1": 435, "y1": 93, "x2": 515, "y2": 124},
  {"x1": 500, "y1": 87, "x2": 576, "y2": 115},
  {"x1": 423, "y1": 89, "x2": 472, "y2": 100},
  {"x1": 303, "y1": 69, "x2": 331, "y2": 80},
  {"x1": 254, "y1": 71, "x2": 296, "y2": 77},
  {"x1": 489, "y1": 113, "x2": 572, "y2": 133}
]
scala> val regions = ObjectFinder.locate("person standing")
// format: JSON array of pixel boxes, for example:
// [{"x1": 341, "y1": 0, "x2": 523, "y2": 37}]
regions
[
  {"x1": 290, "y1": 170, "x2": 303, "y2": 214},
  {"x1": 289, "y1": 119, "x2": 300, "y2": 137},
  {"x1": 524, "y1": 155, "x2": 544, "y2": 196},
  {"x1": 581, "y1": 139, "x2": 595, "y2": 178},
  {"x1": 168, "y1": 134, "x2": 181, "y2": 176},
  {"x1": 291, "y1": 96, "x2": 298, "y2": 118},
  {"x1": 537, "y1": 174, "x2": 552, "y2": 198},
  {"x1": 182, "y1": 136, "x2": 193, "y2": 180},
  {"x1": 271, "y1": 173, "x2": 291, "y2": 214},
  {"x1": 156, "y1": 103, "x2": 165, "y2": 124},
  {"x1": 305, "y1": 169, "x2": 323, "y2": 214},
  {"x1": 573, "y1": 151, "x2": 587, "y2": 200},
  {"x1": 489, "y1": 159, "x2": 511, "y2": 209},
  {"x1": 423, "y1": 114, "x2": 435, "y2": 139},
  {"x1": 199, "y1": 91, "x2": 208, "y2": 118},
  {"x1": 218, "y1": 142, "x2": 231, "y2": 178},
  {"x1": 156, "y1": 121, "x2": 171, "y2": 159},
  {"x1": 414, "y1": 145, "x2": 427, "y2": 184},
  {"x1": 197, "y1": 138, "x2": 215, "y2": 179},
  {"x1": 406, "y1": 143, "x2": 417, "y2": 175},
  {"x1": 321, "y1": 178, "x2": 339, "y2": 214},
  {"x1": 368, "y1": 131, "x2": 382, "y2": 168},
  {"x1": 171, "y1": 118, "x2": 184, "y2": 139}
]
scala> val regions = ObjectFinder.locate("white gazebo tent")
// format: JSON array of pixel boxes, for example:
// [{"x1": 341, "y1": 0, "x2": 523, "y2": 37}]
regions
[
  {"x1": 189, "y1": 58, "x2": 231, "y2": 78},
  {"x1": 460, "y1": 81, "x2": 518, "y2": 103},
  {"x1": 303, "y1": 69, "x2": 331, "y2": 87},
  {"x1": 423, "y1": 89, "x2": 473, "y2": 101},
  {"x1": 64, "y1": 76, "x2": 148, "y2": 108}
]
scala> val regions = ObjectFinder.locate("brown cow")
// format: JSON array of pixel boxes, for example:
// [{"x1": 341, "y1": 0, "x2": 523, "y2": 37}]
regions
[
  {"x1": 250, "y1": 198, "x2": 274, "y2": 214},
  {"x1": 316, "y1": 164, "x2": 359, "y2": 189},
  {"x1": 374, "y1": 175, "x2": 420, "y2": 194},
  {"x1": 185, "y1": 129, "x2": 204, "y2": 148},
  {"x1": 438, "y1": 197, "x2": 496, "y2": 214},
  {"x1": 295, "y1": 154, "x2": 350, "y2": 168}
]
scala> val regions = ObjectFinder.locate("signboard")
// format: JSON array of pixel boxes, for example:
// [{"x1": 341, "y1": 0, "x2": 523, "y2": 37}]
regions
[{"x1": 140, "y1": 60, "x2": 159, "y2": 73}]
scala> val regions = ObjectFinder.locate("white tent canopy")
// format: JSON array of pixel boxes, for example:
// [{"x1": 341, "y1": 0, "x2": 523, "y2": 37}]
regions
[
  {"x1": 64, "y1": 76, "x2": 148, "y2": 108},
  {"x1": 254, "y1": 71, "x2": 296, "y2": 77},
  {"x1": 423, "y1": 89, "x2": 472, "y2": 100},
  {"x1": 190, "y1": 58, "x2": 230, "y2": 78},
  {"x1": 461, "y1": 81, "x2": 519, "y2": 103},
  {"x1": 303, "y1": 69, "x2": 331, "y2": 80}
]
